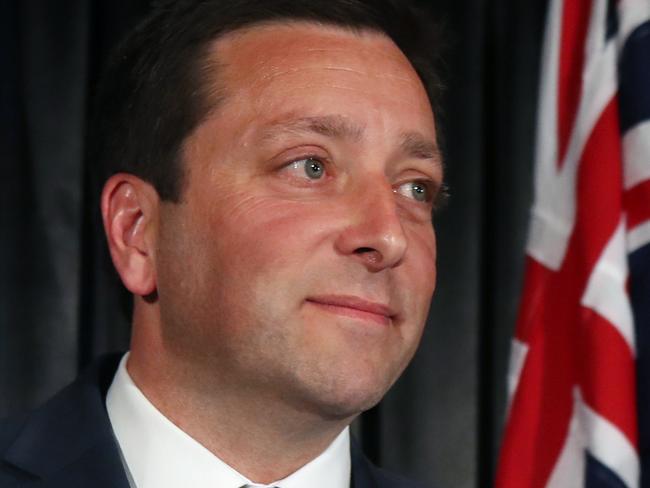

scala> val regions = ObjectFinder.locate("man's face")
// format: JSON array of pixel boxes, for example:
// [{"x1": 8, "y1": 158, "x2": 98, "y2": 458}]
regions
[{"x1": 154, "y1": 23, "x2": 442, "y2": 419}]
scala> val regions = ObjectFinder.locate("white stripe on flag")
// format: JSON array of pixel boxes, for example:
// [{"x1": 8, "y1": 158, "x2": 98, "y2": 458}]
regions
[
  {"x1": 581, "y1": 220, "x2": 636, "y2": 353},
  {"x1": 533, "y1": 0, "x2": 561, "y2": 182},
  {"x1": 618, "y1": 0, "x2": 650, "y2": 47},
  {"x1": 623, "y1": 121, "x2": 650, "y2": 190},
  {"x1": 584, "y1": 0, "x2": 610, "y2": 66},
  {"x1": 506, "y1": 338, "x2": 529, "y2": 415},
  {"x1": 527, "y1": 0, "x2": 567, "y2": 271},
  {"x1": 581, "y1": 398, "x2": 640, "y2": 488},
  {"x1": 628, "y1": 221, "x2": 650, "y2": 253}
]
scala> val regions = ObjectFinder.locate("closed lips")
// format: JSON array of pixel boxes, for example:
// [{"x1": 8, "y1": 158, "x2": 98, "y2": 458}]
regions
[{"x1": 306, "y1": 295, "x2": 396, "y2": 323}]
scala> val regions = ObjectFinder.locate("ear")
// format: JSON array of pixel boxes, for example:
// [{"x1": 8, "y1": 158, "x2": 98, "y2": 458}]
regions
[{"x1": 101, "y1": 173, "x2": 159, "y2": 297}]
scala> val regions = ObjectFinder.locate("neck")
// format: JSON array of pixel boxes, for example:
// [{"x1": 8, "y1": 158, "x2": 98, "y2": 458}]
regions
[{"x1": 128, "y1": 314, "x2": 351, "y2": 483}]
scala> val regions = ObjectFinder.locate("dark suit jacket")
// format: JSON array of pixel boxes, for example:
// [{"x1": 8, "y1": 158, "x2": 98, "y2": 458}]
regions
[{"x1": 0, "y1": 355, "x2": 431, "y2": 487}]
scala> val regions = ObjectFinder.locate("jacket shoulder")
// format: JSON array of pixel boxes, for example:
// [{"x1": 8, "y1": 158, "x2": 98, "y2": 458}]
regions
[
  {"x1": 351, "y1": 438, "x2": 437, "y2": 488},
  {"x1": 0, "y1": 354, "x2": 127, "y2": 487},
  {"x1": 370, "y1": 464, "x2": 435, "y2": 488}
]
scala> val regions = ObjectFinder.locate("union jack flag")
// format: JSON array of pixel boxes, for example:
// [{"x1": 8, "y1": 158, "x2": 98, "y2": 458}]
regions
[{"x1": 495, "y1": 0, "x2": 650, "y2": 486}]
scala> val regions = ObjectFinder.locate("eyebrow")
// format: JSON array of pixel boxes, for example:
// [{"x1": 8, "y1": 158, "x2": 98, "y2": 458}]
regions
[
  {"x1": 399, "y1": 131, "x2": 442, "y2": 165},
  {"x1": 260, "y1": 114, "x2": 442, "y2": 166},
  {"x1": 260, "y1": 115, "x2": 364, "y2": 142}
]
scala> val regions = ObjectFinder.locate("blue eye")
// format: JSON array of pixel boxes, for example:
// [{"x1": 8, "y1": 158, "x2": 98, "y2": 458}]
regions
[
  {"x1": 288, "y1": 158, "x2": 325, "y2": 180},
  {"x1": 395, "y1": 181, "x2": 431, "y2": 202}
]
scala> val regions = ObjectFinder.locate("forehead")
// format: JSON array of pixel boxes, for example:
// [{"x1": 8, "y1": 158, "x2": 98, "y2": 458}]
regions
[
  {"x1": 214, "y1": 21, "x2": 415, "y2": 76},
  {"x1": 204, "y1": 21, "x2": 434, "y2": 127}
]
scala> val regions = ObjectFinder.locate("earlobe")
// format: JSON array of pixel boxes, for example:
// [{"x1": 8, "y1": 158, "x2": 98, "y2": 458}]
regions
[{"x1": 101, "y1": 174, "x2": 159, "y2": 297}]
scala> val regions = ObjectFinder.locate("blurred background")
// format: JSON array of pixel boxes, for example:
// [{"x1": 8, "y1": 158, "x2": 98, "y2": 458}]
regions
[{"x1": 0, "y1": 1, "x2": 549, "y2": 487}]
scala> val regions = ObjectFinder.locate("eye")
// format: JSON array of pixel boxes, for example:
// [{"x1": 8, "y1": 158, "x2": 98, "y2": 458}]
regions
[
  {"x1": 394, "y1": 180, "x2": 432, "y2": 203},
  {"x1": 286, "y1": 157, "x2": 325, "y2": 180}
]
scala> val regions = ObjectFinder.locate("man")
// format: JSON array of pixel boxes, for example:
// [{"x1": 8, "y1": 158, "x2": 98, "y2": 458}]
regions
[{"x1": 0, "y1": 1, "x2": 445, "y2": 486}]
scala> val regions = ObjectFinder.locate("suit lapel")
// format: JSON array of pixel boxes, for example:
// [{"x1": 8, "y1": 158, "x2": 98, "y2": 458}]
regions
[{"x1": 3, "y1": 355, "x2": 130, "y2": 488}]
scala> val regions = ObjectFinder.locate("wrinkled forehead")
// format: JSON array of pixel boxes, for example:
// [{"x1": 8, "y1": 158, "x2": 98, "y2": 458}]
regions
[
  {"x1": 199, "y1": 21, "x2": 430, "y2": 116},
  {"x1": 215, "y1": 20, "x2": 413, "y2": 69}
]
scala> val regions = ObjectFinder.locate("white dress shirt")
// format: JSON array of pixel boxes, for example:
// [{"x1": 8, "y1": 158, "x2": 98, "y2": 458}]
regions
[{"x1": 106, "y1": 353, "x2": 351, "y2": 488}]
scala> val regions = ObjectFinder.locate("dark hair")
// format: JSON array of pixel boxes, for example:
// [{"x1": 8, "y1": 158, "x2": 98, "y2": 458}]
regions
[{"x1": 89, "y1": 0, "x2": 445, "y2": 201}]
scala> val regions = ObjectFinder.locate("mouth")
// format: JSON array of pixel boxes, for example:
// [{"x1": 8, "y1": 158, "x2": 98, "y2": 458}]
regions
[{"x1": 305, "y1": 295, "x2": 396, "y2": 326}]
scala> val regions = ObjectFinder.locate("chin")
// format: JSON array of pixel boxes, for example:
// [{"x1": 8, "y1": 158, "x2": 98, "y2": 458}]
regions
[
  {"x1": 291, "y1": 367, "x2": 399, "y2": 421},
  {"x1": 320, "y1": 390, "x2": 387, "y2": 421}
]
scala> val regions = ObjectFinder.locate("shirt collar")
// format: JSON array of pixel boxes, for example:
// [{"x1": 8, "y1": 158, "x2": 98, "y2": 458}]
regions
[{"x1": 106, "y1": 353, "x2": 351, "y2": 488}]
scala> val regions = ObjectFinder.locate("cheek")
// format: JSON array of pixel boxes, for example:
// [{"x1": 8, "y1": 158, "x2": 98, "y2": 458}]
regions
[
  {"x1": 206, "y1": 194, "x2": 335, "y2": 272},
  {"x1": 404, "y1": 224, "x2": 437, "y2": 293},
  {"x1": 395, "y1": 225, "x2": 436, "y2": 345}
]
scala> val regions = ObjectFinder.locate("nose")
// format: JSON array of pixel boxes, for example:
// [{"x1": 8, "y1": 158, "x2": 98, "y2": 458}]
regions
[{"x1": 334, "y1": 179, "x2": 408, "y2": 272}]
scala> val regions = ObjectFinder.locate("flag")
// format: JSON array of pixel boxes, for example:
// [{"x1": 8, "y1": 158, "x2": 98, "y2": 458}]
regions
[{"x1": 495, "y1": 0, "x2": 650, "y2": 486}]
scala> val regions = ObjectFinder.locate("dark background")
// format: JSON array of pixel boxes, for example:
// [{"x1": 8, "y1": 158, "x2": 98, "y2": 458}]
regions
[{"x1": 0, "y1": 1, "x2": 548, "y2": 487}]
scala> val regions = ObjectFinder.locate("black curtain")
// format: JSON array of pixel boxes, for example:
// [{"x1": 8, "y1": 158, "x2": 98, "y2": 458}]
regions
[{"x1": 0, "y1": 1, "x2": 548, "y2": 487}]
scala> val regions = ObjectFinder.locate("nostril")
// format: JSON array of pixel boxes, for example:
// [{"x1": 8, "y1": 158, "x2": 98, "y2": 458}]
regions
[{"x1": 354, "y1": 247, "x2": 383, "y2": 267}]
